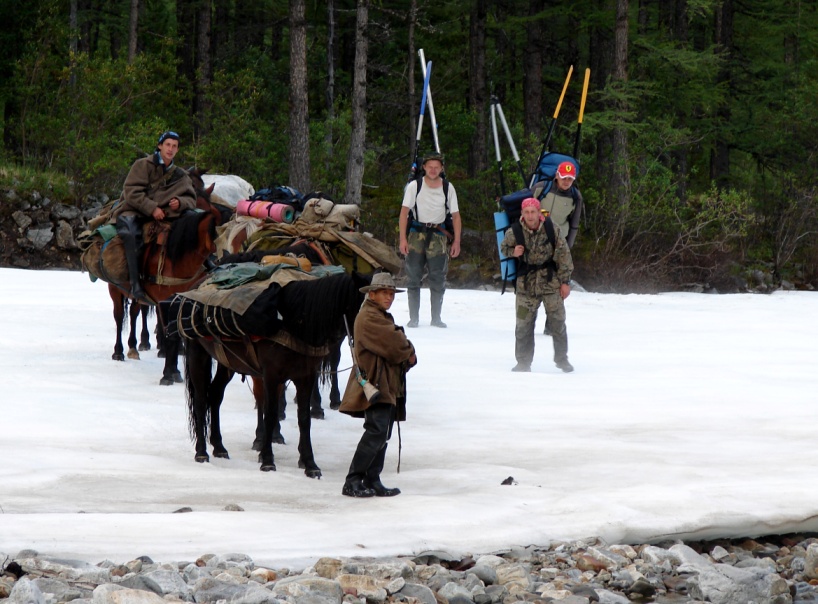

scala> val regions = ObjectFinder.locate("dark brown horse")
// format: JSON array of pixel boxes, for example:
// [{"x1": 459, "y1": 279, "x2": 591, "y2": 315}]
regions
[{"x1": 183, "y1": 272, "x2": 368, "y2": 476}]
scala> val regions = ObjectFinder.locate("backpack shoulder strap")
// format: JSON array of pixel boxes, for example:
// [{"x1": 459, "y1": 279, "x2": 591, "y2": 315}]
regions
[
  {"x1": 510, "y1": 221, "x2": 523, "y2": 246},
  {"x1": 544, "y1": 216, "x2": 556, "y2": 249}
]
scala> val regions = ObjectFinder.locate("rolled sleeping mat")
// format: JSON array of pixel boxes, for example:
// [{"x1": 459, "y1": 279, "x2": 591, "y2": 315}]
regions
[
  {"x1": 236, "y1": 200, "x2": 295, "y2": 223},
  {"x1": 494, "y1": 211, "x2": 516, "y2": 282},
  {"x1": 259, "y1": 254, "x2": 313, "y2": 272}
]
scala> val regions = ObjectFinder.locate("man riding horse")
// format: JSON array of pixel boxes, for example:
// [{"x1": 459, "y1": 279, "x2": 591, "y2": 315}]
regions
[{"x1": 110, "y1": 131, "x2": 197, "y2": 303}]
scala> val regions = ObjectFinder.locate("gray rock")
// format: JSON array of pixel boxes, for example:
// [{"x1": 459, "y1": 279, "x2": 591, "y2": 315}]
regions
[
  {"x1": 12, "y1": 211, "x2": 32, "y2": 229},
  {"x1": 25, "y1": 225, "x2": 54, "y2": 250},
  {"x1": 51, "y1": 203, "x2": 82, "y2": 221},
  {"x1": 9, "y1": 577, "x2": 46, "y2": 604},
  {"x1": 92, "y1": 584, "x2": 165, "y2": 604},
  {"x1": 466, "y1": 564, "x2": 497, "y2": 585},
  {"x1": 437, "y1": 581, "x2": 474, "y2": 601},
  {"x1": 397, "y1": 582, "x2": 436, "y2": 604},
  {"x1": 19, "y1": 557, "x2": 111, "y2": 584},
  {"x1": 141, "y1": 569, "x2": 192, "y2": 599},
  {"x1": 56, "y1": 220, "x2": 78, "y2": 249},
  {"x1": 270, "y1": 575, "x2": 343, "y2": 604}
]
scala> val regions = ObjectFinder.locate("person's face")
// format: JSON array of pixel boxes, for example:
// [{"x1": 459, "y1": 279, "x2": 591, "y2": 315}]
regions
[
  {"x1": 369, "y1": 288, "x2": 396, "y2": 311},
  {"x1": 521, "y1": 205, "x2": 542, "y2": 230},
  {"x1": 556, "y1": 174, "x2": 575, "y2": 191},
  {"x1": 423, "y1": 160, "x2": 443, "y2": 180},
  {"x1": 158, "y1": 138, "x2": 179, "y2": 165}
]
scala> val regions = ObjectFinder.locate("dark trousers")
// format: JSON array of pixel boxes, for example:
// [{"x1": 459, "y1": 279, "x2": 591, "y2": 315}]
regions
[{"x1": 345, "y1": 403, "x2": 395, "y2": 485}]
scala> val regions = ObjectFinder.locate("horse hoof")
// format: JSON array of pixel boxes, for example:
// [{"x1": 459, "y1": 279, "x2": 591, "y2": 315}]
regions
[
  {"x1": 310, "y1": 408, "x2": 325, "y2": 420},
  {"x1": 159, "y1": 377, "x2": 175, "y2": 386},
  {"x1": 260, "y1": 463, "x2": 277, "y2": 472},
  {"x1": 329, "y1": 401, "x2": 341, "y2": 410},
  {"x1": 112, "y1": 353, "x2": 125, "y2": 361},
  {"x1": 195, "y1": 454, "x2": 210, "y2": 463},
  {"x1": 251, "y1": 440, "x2": 263, "y2": 452},
  {"x1": 272, "y1": 435, "x2": 286, "y2": 445},
  {"x1": 127, "y1": 349, "x2": 140, "y2": 360},
  {"x1": 305, "y1": 469, "x2": 322, "y2": 479},
  {"x1": 171, "y1": 371, "x2": 183, "y2": 383},
  {"x1": 138, "y1": 343, "x2": 151, "y2": 352},
  {"x1": 213, "y1": 450, "x2": 229, "y2": 459},
  {"x1": 157, "y1": 350, "x2": 166, "y2": 358}
]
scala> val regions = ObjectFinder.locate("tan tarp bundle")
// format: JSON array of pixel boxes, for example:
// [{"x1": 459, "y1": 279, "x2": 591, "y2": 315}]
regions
[
  {"x1": 215, "y1": 214, "x2": 402, "y2": 276},
  {"x1": 79, "y1": 232, "x2": 129, "y2": 287}
]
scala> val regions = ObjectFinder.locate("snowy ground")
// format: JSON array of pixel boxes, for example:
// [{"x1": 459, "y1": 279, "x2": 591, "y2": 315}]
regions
[{"x1": 1, "y1": 267, "x2": 816, "y2": 569}]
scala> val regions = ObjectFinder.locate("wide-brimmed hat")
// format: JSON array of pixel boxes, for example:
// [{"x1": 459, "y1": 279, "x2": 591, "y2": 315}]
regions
[
  {"x1": 422, "y1": 153, "x2": 445, "y2": 166},
  {"x1": 360, "y1": 272, "x2": 405, "y2": 293}
]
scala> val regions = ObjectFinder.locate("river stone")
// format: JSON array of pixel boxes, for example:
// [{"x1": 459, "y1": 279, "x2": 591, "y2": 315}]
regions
[
  {"x1": 494, "y1": 563, "x2": 530, "y2": 593},
  {"x1": 336, "y1": 573, "x2": 387, "y2": 602},
  {"x1": 9, "y1": 577, "x2": 46, "y2": 604},
  {"x1": 93, "y1": 584, "x2": 166, "y2": 604},
  {"x1": 596, "y1": 588, "x2": 630, "y2": 603},
  {"x1": 140, "y1": 569, "x2": 192, "y2": 599},
  {"x1": 397, "y1": 582, "x2": 436, "y2": 604},
  {"x1": 270, "y1": 575, "x2": 343, "y2": 604},
  {"x1": 466, "y1": 564, "x2": 497, "y2": 585},
  {"x1": 438, "y1": 580, "x2": 474, "y2": 601},
  {"x1": 314, "y1": 557, "x2": 343, "y2": 579},
  {"x1": 19, "y1": 557, "x2": 111, "y2": 584}
]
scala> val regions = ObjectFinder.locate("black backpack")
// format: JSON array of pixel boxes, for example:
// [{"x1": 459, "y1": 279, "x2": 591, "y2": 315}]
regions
[{"x1": 501, "y1": 217, "x2": 557, "y2": 294}]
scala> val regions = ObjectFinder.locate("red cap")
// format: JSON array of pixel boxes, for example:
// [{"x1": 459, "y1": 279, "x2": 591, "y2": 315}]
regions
[{"x1": 556, "y1": 161, "x2": 577, "y2": 179}]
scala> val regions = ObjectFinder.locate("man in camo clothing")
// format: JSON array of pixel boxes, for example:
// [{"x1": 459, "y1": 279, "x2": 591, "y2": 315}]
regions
[{"x1": 501, "y1": 197, "x2": 574, "y2": 373}]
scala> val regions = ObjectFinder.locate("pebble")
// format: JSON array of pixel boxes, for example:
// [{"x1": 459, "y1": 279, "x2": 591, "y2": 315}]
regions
[{"x1": 3, "y1": 534, "x2": 818, "y2": 603}]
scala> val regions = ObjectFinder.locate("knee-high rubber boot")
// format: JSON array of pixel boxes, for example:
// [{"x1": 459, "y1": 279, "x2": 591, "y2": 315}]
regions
[
  {"x1": 430, "y1": 290, "x2": 446, "y2": 328},
  {"x1": 407, "y1": 288, "x2": 420, "y2": 328},
  {"x1": 116, "y1": 216, "x2": 147, "y2": 302}
]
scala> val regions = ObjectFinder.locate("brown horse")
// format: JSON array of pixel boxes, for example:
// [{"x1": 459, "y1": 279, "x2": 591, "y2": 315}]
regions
[
  {"x1": 109, "y1": 208, "x2": 220, "y2": 383},
  {"x1": 182, "y1": 272, "x2": 368, "y2": 476}
]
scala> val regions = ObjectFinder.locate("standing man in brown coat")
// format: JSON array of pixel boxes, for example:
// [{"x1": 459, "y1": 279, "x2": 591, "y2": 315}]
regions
[
  {"x1": 340, "y1": 272, "x2": 417, "y2": 498},
  {"x1": 111, "y1": 131, "x2": 197, "y2": 302}
]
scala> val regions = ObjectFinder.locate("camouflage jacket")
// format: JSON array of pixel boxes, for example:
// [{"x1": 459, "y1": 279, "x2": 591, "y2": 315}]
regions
[{"x1": 500, "y1": 218, "x2": 573, "y2": 296}]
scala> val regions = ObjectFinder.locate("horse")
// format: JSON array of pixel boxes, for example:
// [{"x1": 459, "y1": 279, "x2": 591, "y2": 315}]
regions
[
  {"x1": 183, "y1": 272, "x2": 368, "y2": 476},
  {"x1": 107, "y1": 168, "x2": 234, "y2": 383},
  {"x1": 219, "y1": 243, "x2": 343, "y2": 428},
  {"x1": 108, "y1": 208, "x2": 220, "y2": 384}
]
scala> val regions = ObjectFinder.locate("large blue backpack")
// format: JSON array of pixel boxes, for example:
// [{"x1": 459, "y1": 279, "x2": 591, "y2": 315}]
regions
[{"x1": 499, "y1": 152, "x2": 580, "y2": 223}]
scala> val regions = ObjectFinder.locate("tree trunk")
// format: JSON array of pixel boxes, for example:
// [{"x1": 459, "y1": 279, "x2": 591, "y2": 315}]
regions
[
  {"x1": 468, "y1": 0, "x2": 488, "y2": 177},
  {"x1": 612, "y1": 0, "x2": 630, "y2": 213},
  {"x1": 407, "y1": 0, "x2": 417, "y2": 158},
  {"x1": 345, "y1": 0, "x2": 369, "y2": 206},
  {"x1": 176, "y1": 0, "x2": 196, "y2": 88},
  {"x1": 289, "y1": 0, "x2": 311, "y2": 192},
  {"x1": 712, "y1": 0, "x2": 733, "y2": 188},
  {"x1": 326, "y1": 0, "x2": 336, "y2": 177},
  {"x1": 195, "y1": 0, "x2": 212, "y2": 138},
  {"x1": 523, "y1": 0, "x2": 544, "y2": 141},
  {"x1": 128, "y1": 0, "x2": 139, "y2": 63}
]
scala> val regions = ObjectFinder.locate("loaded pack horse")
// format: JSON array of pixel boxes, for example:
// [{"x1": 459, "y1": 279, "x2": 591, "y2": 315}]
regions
[{"x1": 182, "y1": 271, "x2": 369, "y2": 476}]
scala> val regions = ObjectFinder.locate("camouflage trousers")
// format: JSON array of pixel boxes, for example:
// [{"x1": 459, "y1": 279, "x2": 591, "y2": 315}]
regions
[
  {"x1": 404, "y1": 231, "x2": 449, "y2": 321},
  {"x1": 514, "y1": 290, "x2": 568, "y2": 366}
]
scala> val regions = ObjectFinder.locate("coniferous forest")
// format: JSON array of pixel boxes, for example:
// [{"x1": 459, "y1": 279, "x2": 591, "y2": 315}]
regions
[{"x1": 1, "y1": 0, "x2": 817, "y2": 291}]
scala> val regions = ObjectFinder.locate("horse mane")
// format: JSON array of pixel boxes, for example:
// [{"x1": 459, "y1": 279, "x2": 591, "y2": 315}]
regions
[
  {"x1": 277, "y1": 273, "x2": 361, "y2": 347},
  {"x1": 219, "y1": 241, "x2": 325, "y2": 266},
  {"x1": 166, "y1": 212, "x2": 215, "y2": 263}
]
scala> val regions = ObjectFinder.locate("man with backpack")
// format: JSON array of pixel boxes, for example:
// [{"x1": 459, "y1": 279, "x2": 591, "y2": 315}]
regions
[
  {"x1": 534, "y1": 159, "x2": 583, "y2": 335},
  {"x1": 500, "y1": 197, "x2": 574, "y2": 373},
  {"x1": 398, "y1": 153, "x2": 462, "y2": 328}
]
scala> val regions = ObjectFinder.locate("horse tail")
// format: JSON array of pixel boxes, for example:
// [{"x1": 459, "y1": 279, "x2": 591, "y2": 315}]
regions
[{"x1": 183, "y1": 341, "x2": 210, "y2": 442}]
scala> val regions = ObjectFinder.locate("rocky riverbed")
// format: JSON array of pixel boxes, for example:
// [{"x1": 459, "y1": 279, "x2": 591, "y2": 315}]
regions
[{"x1": 4, "y1": 534, "x2": 818, "y2": 604}]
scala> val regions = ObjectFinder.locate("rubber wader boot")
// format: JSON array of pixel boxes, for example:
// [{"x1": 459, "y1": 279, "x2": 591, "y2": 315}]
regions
[
  {"x1": 116, "y1": 216, "x2": 148, "y2": 303},
  {"x1": 430, "y1": 290, "x2": 447, "y2": 328},
  {"x1": 407, "y1": 288, "x2": 420, "y2": 328}
]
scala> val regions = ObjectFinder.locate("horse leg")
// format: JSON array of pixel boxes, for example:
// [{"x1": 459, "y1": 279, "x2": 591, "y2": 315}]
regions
[
  {"x1": 126, "y1": 300, "x2": 141, "y2": 360},
  {"x1": 251, "y1": 377, "x2": 284, "y2": 449},
  {"x1": 329, "y1": 343, "x2": 342, "y2": 410},
  {"x1": 257, "y1": 379, "x2": 283, "y2": 472},
  {"x1": 110, "y1": 286, "x2": 126, "y2": 361},
  {"x1": 294, "y1": 373, "x2": 321, "y2": 478},
  {"x1": 309, "y1": 375, "x2": 325, "y2": 420},
  {"x1": 157, "y1": 305, "x2": 183, "y2": 386},
  {"x1": 208, "y1": 363, "x2": 233, "y2": 459},
  {"x1": 138, "y1": 305, "x2": 152, "y2": 351},
  {"x1": 185, "y1": 339, "x2": 213, "y2": 463},
  {"x1": 156, "y1": 323, "x2": 165, "y2": 358}
]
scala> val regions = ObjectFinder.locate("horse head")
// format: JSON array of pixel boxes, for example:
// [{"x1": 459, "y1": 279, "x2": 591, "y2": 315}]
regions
[{"x1": 187, "y1": 167, "x2": 232, "y2": 226}]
